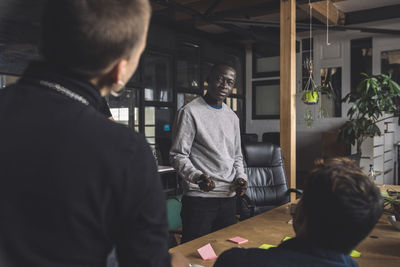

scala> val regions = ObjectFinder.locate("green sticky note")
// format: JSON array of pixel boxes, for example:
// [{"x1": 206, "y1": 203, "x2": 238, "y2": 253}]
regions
[
  {"x1": 282, "y1": 236, "x2": 293, "y2": 242},
  {"x1": 259, "y1": 244, "x2": 277, "y2": 250},
  {"x1": 350, "y1": 250, "x2": 361, "y2": 258}
]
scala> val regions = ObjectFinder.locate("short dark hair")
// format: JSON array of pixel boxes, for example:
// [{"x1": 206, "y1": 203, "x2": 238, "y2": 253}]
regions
[
  {"x1": 302, "y1": 157, "x2": 383, "y2": 254},
  {"x1": 42, "y1": 0, "x2": 151, "y2": 78},
  {"x1": 209, "y1": 63, "x2": 236, "y2": 77}
]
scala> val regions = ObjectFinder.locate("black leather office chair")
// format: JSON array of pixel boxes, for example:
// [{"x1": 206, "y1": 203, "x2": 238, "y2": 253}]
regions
[
  {"x1": 262, "y1": 132, "x2": 280, "y2": 146},
  {"x1": 238, "y1": 142, "x2": 301, "y2": 219},
  {"x1": 241, "y1": 133, "x2": 258, "y2": 144}
]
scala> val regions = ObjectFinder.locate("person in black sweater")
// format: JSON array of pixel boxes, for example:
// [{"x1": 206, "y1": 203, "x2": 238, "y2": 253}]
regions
[
  {"x1": 0, "y1": 1, "x2": 187, "y2": 266},
  {"x1": 215, "y1": 157, "x2": 383, "y2": 267}
]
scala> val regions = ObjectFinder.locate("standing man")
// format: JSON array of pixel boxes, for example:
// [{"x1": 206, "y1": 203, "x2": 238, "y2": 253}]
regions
[{"x1": 170, "y1": 64, "x2": 248, "y2": 243}]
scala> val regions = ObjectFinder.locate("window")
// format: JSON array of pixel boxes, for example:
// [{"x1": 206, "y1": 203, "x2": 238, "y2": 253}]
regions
[
  {"x1": 382, "y1": 49, "x2": 400, "y2": 116},
  {"x1": 201, "y1": 61, "x2": 214, "y2": 93},
  {"x1": 144, "y1": 106, "x2": 174, "y2": 165},
  {"x1": 252, "y1": 80, "x2": 280, "y2": 119},
  {"x1": 107, "y1": 88, "x2": 140, "y2": 131},
  {"x1": 320, "y1": 67, "x2": 342, "y2": 117},
  {"x1": 0, "y1": 74, "x2": 20, "y2": 88},
  {"x1": 177, "y1": 93, "x2": 198, "y2": 110},
  {"x1": 381, "y1": 49, "x2": 400, "y2": 84},
  {"x1": 251, "y1": 42, "x2": 299, "y2": 120},
  {"x1": 105, "y1": 41, "x2": 245, "y2": 156},
  {"x1": 176, "y1": 60, "x2": 200, "y2": 91},
  {"x1": 143, "y1": 53, "x2": 172, "y2": 102},
  {"x1": 253, "y1": 43, "x2": 280, "y2": 78},
  {"x1": 351, "y1": 38, "x2": 372, "y2": 93},
  {"x1": 176, "y1": 42, "x2": 200, "y2": 92}
]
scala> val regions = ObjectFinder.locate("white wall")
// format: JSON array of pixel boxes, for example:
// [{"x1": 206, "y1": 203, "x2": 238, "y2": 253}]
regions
[{"x1": 245, "y1": 27, "x2": 400, "y2": 174}]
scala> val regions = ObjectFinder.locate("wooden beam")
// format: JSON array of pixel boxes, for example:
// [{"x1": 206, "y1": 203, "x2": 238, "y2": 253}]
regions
[
  {"x1": 174, "y1": 0, "x2": 273, "y2": 20},
  {"x1": 280, "y1": 0, "x2": 296, "y2": 198},
  {"x1": 346, "y1": 4, "x2": 400, "y2": 25},
  {"x1": 299, "y1": 0, "x2": 345, "y2": 26},
  {"x1": 174, "y1": 0, "x2": 203, "y2": 5}
]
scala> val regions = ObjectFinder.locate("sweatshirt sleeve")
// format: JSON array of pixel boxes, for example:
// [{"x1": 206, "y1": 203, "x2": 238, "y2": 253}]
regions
[
  {"x1": 169, "y1": 108, "x2": 203, "y2": 183},
  {"x1": 234, "y1": 117, "x2": 247, "y2": 181}
]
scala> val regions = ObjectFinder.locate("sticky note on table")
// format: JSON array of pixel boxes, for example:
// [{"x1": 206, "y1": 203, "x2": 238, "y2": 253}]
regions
[
  {"x1": 228, "y1": 236, "x2": 248, "y2": 244},
  {"x1": 197, "y1": 243, "x2": 218, "y2": 260},
  {"x1": 259, "y1": 244, "x2": 277, "y2": 250},
  {"x1": 281, "y1": 236, "x2": 293, "y2": 242},
  {"x1": 350, "y1": 250, "x2": 361, "y2": 258}
]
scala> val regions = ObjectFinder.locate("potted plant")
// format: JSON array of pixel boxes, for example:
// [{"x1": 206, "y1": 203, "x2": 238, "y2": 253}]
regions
[
  {"x1": 302, "y1": 83, "x2": 334, "y2": 105},
  {"x1": 302, "y1": 89, "x2": 319, "y2": 104},
  {"x1": 385, "y1": 193, "x2": 400, "y2": 221},
  {"x1": 340, "y1": 73, "x2": 400, "y2": 155},
  {"x1": 301, "y1": 83, "x2": 335, "y2": 127},
  {"x1": 384, "y1": 191, "x2": 400, "y2": 230}
]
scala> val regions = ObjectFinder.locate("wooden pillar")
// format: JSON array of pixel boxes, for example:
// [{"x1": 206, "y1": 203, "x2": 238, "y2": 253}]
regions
[{"x1": 280, "y1": 0, "x2": 296, "y2": 199}]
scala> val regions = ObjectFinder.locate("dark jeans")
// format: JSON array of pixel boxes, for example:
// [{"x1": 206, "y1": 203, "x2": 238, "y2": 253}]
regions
[{"x1": 181, "y1": 196, "x2": 237, "y2": 243}]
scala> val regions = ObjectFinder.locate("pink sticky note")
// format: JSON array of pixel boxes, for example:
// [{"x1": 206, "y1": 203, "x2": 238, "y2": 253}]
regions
[
  {"x1": 197, "y1": 243, "x2": 218, "y2": 260},
  {"x1": 228, "y1": 236, "x2": 248, "y2": 244}
]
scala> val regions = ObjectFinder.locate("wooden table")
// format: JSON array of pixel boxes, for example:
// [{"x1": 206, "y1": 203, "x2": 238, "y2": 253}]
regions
[{"x1": 170, "y1": 185, "x2": 400, "y2": 267}]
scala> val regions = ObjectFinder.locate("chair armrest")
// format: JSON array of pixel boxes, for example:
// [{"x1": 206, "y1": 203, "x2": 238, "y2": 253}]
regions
[
  {"x1": 287, "y1": 188, "x2": 303, "y2": 195},
  {"x1": 239, "y1": 194, "x2": 255, "y2": 217}
]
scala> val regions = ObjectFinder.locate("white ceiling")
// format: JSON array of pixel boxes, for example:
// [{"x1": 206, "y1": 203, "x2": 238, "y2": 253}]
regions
[{"x1": 335, "y1": 0, "x2": 400, "y2": 13}]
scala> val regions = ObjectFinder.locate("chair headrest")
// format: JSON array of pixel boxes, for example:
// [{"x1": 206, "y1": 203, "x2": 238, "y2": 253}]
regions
[{"x1": 242, "y1": 142, "x2": 283, "y2": 167}]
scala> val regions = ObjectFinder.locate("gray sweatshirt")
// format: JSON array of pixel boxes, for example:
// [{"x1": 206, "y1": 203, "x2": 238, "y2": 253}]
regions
[{"x1": 169, "y1": 97, "x2": 247, "y2": 198}]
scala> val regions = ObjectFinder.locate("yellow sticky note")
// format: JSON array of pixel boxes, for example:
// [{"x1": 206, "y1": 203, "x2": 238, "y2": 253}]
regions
[
  {"x1": 350, "y1": 250, "x2": 361, "y2": 258},
  {"x1": 281, "y1": 236, "x2": 293, "y2": 242},
  {"x1": 259, "y1": 244, "x2": 277, "y2": 250}
]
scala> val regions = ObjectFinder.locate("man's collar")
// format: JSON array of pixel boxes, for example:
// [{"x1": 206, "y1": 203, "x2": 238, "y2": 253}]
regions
[{"x1": 21, "y1": 61, "x2": 103, "y2": 109}]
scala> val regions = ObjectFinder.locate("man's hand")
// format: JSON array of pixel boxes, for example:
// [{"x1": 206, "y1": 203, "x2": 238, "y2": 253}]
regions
[
  {"x1": 233, "y1": 178, "x2": 248, "y2": 196},
  {"x1": 197, "y1": 173, "x2": 215, "y2": 192},
  {"x1": 171, "y1": 252, "x2": 190, "y2": 267}
]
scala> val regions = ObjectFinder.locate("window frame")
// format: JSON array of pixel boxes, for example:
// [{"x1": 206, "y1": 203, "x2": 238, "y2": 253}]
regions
[{"x1": 252, "y1": 79, "x2": 280, "y2": 120}]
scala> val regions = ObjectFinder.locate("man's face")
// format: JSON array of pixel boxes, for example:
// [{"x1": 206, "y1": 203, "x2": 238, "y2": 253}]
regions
[{"x1": 207, "y1": 66, "x2": 236, "y2": 102}]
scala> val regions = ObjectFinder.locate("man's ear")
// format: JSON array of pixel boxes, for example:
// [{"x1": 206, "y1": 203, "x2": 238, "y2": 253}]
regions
[{"x1": 109, "y1": 59, "x2": 128, "y2": 85}]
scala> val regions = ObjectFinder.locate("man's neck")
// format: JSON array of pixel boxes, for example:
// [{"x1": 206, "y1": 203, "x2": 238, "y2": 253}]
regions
[
  {"x1": 90, "y1": 75, "x2": 111, "y2": 97},
  {"x1": 203, "y1": 94, "x2": 222, "y2": 108}
]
